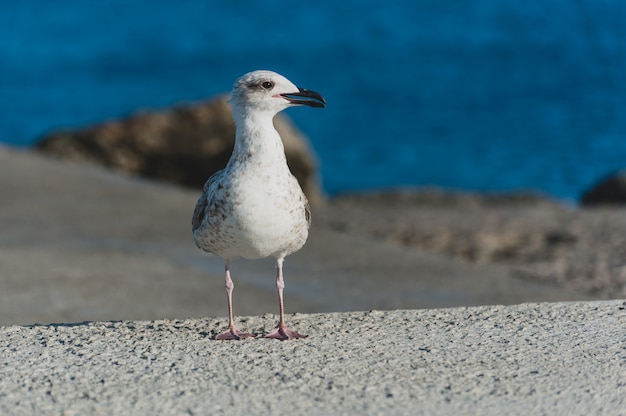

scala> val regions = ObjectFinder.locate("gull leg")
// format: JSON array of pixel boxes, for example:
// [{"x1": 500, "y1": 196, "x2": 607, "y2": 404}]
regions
[
  {"x1": 265, "y1": 258, "x2": 307, "y2": 340},
  {"x1": 215, "y1": 261, "x2": 255, "y2": 340}
]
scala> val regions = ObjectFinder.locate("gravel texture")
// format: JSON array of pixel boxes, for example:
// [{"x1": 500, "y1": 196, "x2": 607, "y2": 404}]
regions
[{"x1": 1, "y1": 300, "x2": 624, "y2": 415}]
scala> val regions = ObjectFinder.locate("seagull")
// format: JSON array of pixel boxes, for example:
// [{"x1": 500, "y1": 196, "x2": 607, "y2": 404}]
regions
[{"x1": 192, "y1": 70, "x2": 325, "y2": 340}]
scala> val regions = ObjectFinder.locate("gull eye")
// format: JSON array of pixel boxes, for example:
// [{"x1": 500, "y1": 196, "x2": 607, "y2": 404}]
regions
[{"x1": 261, "y1": 81, "x2": 274, "y2": 90}]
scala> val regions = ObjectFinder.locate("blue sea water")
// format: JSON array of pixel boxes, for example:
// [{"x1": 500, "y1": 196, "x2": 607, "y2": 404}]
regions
[{"x1": 2, "y1": 0, "x2": 626, "y2": 201}]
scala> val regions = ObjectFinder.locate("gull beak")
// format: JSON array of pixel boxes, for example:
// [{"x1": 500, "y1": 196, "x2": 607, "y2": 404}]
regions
[{"x1": 279, "y1": 88, "x2": 326, "y2": 108}]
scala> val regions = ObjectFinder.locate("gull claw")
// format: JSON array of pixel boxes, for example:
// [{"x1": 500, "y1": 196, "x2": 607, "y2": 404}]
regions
[
  {"x1": 215, "y1": 326, "x2": 256, "y2": 340},
  {"x1": 264, "y1": 326, "x2": 308, "y2": 340}
]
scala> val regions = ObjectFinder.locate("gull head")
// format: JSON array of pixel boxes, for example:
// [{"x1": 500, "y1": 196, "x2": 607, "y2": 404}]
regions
[{"x1": 229, "y1": 70, "x2": 325, "y2": 117}]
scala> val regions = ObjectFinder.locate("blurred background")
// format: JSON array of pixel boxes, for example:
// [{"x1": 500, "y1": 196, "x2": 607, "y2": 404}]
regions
[
  {"x1": 2, "y1": 0, "x2": 626, "y2": 201},
  {"x1": 2, "y1": 1, "x2": 626, "y2": 325}
]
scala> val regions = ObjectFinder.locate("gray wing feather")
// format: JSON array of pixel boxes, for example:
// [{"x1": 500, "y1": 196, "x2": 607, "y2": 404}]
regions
[
  {"x1": 191, "y1": 170, "x2": 224, "y2": 232},
  {"x1": 304, "y1": 197, "x2": 311, "y2": 229}
]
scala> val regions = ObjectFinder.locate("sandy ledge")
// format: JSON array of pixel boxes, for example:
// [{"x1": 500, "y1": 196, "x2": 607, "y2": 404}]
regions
[{"x1": 1, "y1": 300, "x2": 624, "y2": 415}]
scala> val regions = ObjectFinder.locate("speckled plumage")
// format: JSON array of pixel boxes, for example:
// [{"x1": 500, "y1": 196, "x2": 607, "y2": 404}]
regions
[
  {"x1": 192, "y1": 143, "x2": 311, "y2": 261},
  {"x1": 192, "y1": 70, "x2": 325, "y2": 340}
]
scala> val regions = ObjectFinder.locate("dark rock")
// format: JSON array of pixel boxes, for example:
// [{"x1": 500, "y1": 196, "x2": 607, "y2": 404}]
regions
[
  {"x1": 36, "y1": 96, "x2": 323, "y2": 205},
  {"x1": 580, "y1": 170, "x2": 626, "y2": 206}
]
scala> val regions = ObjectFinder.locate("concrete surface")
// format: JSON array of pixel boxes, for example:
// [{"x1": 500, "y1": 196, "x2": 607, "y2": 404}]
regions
[
  {"x1": 0, "y1": 300, "x2": 624, "y2": 415},
  {"x1": 0, "y1": 148, "x2": 623, "y2": 414}
]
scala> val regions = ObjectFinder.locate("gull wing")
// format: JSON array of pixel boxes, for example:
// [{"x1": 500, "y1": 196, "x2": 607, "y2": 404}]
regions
[{"x1": 192, "y1": 170, "x2": 225, "y2": 232}]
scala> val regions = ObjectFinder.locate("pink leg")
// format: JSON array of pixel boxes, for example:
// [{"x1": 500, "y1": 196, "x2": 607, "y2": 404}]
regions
[
  {"x1": 265, "y1": 258, "x2": 307, "y2": 340},
  {"x1": 215, "y1": 262, "x2": 255, "y2": 340}
]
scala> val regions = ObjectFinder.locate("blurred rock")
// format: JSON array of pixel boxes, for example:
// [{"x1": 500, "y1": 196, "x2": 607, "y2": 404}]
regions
[
  {"x1": 580, "y1": 170, "x2": 626, "y2": 206},
  {"x1": 36, "y1": 96, "x2": 323, "y2": 205},
  {"x1": 319, "y1": 189, "x2": 626, "y2": 298}
]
